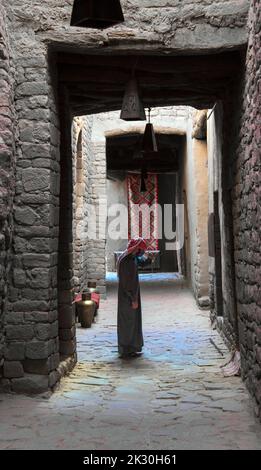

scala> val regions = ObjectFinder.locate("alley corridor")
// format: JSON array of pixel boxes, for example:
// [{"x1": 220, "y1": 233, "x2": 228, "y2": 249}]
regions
[{"x1": 0, "y1": 275, "x2": 260, "y2": 450}]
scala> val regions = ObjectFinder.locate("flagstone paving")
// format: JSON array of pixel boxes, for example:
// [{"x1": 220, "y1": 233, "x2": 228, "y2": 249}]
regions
[{"x1": 0, "y1": 275, "x2": 260, "y2": 450}]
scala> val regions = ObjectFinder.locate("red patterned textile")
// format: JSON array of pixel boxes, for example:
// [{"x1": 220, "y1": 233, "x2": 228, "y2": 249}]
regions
[{"x1": 127, "y1": 173, "x2": 159, "y2": 250}]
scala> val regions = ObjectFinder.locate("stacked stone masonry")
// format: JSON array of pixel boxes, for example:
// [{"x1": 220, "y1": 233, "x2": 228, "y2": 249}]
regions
[
  {"x1": 5, "y1": 1, "x2": 250, "y2": 53},
  {"x1": 0, "y1": 2, "x2": 17, "y2": 386},
  {"x1": 231, "y1": 0, "x2": 261, "y2": 418}
]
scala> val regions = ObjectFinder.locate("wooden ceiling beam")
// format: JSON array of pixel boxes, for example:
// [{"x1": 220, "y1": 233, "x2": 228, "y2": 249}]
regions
[
  {"x1": 107, "y1": 162, "x2": 179, "y2": 172},
  {"x1": 57, "y1": 52, "x2": 242, "y2": 76},
  {"x1": 71, "y1": 98, "x2": 213, "y2": 115}
]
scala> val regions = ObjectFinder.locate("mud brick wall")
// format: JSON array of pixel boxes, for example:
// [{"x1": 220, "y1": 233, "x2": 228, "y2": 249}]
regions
[
  {"x1": 0, "y1": 3, "x2": 16, "y2": 383},
  {"x1": 232, "y1": 0, "x2": 261, "y2": 419},
  {"x1": 72, "y1": 116, "x2": 93, "y2": 294}
]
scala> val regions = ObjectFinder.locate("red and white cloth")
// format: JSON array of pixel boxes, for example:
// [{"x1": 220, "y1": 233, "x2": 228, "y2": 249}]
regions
[{"x1": 127, "y1": 173, "x2": 159, "y2": 251}]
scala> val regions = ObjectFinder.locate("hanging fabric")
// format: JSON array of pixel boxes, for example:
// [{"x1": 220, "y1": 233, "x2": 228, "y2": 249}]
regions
[{"x1": 127, "y1": 173, "x2": 159, "y2": 251}]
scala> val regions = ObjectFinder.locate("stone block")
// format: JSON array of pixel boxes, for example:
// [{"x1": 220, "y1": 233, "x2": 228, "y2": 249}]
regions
[
  {"x1": 14, "y1": 206, "x2": 38, "y2": 226},
  {"x1": 247, "y1": 330, "x2": 255, "y2": 350},
  {"x1": 15, "y1": 225, "x2": 50, "y2": 239},
  {"x1": 4, "y1": 361, "x2": 24, "y2": 378},
  {"x1": 48, "y1": 339, "x2": 55, "y2": 355},
  {"x1": 22, "y1": 168, "x2": 50, "y2": 192},
  {"x1": 29, "y1": 268, "x2": 50, "y2": 288},
  {"x1": 8, "y1": 287, "x2": 20, "y2": 302},
  {"x1": 58, "y1": 305, "x2": 75, "y2": 329},
  {"x1": 16, "y1": 82, "x2": 49, "y2": 98},
  {"x1": 48, "y1": 311, "x2": 58, "y2": 323},
  {"x1": 13, "y1": 268, "x2": 27, "y2": 287},
  {"x1": 10, "y1": 300, "x2": 49, "y2": 312},
  {"x1": 173, "y1": 23, "x2": 248, "y2": 51},
  {"x1": 255, "y1": 327, "x2": 261, "y2": 345},
  {"x1": 49, "y1": 353, "x2": 60, "y2": 371},
  {"x1": 33, "y1": 155, "x2": 56, "y2": 168},
  {"x1": 0, "y1": 378, "x2": 12, "y2": 393},
  {"x1": 23, "y1": 359, "x2": 49, "y2": 375},
  {"x1": 23, "y1": 254, "x2": 50, "y2": 268},
  {"x1": 59, "y1": 339, "x2": 76, "y2": 357},
  {"x1": 23, "y1": 288, "x2": 50, "y2": 301},
  {"x1": 6, "y1": 325, "x2": 34, "y2": 340},
  {"x1": 24, "y1": 312, "x2": 49, "y2": 323},
  {"x1": 19, "y1": 121, "x2": 35, "y2": 142},
  {"x1": 50, "y1": 321, "x2": 59, "y2": 339},
  {"x1": 59, "y1": 326, "x2": 76, "y2": 342},
  {"x1": 6, "y1": 312, "x2": 24, "y2": 325},
  {"x1": 4, "y1": 342, "x2": 25, "y2": 361},
  {"x1": 12, "y1": 374, "x2": 49, "y2": 394},
  {"x1": 21, "y1": 143, "x2": 50, "y2": 160},
  {"x1": 29, "y1": 238, "x2": 51, "y2": 253},
  {"x1": 35, "y1": 323, "x2": 51, "y2": 341},
  {"x1": 256, "y1": 347, "x2": 261, "y2": 366},
  {"x1": 26, "y1": 341, "x2": 49, "y2": 360},
  {"x1": 49, "y1": 370, "x2": 60, "y2": 389}
]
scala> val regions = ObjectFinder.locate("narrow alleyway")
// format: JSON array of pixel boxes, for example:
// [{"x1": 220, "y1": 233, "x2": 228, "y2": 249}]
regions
[{"x1": 0, "y1": 275, "x2": 260, "y2": 450}]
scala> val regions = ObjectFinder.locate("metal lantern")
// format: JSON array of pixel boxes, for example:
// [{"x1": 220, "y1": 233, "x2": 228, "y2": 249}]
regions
[
  {"x1": 120, "y1": 77, "x2": 146, "y2": 121},
  {"x1": 142, "y1": 108, "x2": 158, "y2": 153},
  {"x1": 70, "y1": 0, "x2": 125, "y2": 29},
  {"x1": 142, "y1": 123, "x2": 158, "y2": 153}
]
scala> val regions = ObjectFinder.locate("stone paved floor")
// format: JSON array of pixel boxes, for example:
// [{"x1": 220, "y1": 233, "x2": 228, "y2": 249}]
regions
[{"x1": 0, "y1": 275, "x2": 260, "y2": 450}]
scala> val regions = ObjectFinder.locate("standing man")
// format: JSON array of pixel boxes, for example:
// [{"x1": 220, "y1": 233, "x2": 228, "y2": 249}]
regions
[{"x1": 117, "y1": 238, "x2": 150, "y2": 358}]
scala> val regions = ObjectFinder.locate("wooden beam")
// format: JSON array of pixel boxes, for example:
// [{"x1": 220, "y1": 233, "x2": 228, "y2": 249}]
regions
[
  {"x1": 57, "y1": 52, "x2": 242, "y2": 77},
  {"x1": 107, "y1": 161, "x2": 179, "y2": 171}
]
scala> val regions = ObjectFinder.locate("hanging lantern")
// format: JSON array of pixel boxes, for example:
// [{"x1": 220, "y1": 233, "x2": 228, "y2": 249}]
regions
[
  {"x1": 142, "y1": 123, "x2": 158, "y2": 153},
  {"x1": 142, "y1": 108, "x2": 158, "y2": 153},
  {"x1": 120, "y1": 77, "x2": 146, "y2": 121},
  {"x1": 70, "y1": 0, "x2": 125, "y2": 29}
]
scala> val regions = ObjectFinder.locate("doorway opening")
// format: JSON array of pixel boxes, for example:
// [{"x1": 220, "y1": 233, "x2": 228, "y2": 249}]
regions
[
  {"x1": 213, "y1": 190, "x2": 224, "y2": 317},
  {"x1": 55, "y1": 50, "x2": 241, "y2": 370}
]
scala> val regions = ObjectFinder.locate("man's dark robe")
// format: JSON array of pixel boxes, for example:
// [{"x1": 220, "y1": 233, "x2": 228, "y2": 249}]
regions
[{"x1": 117, "y1": 254, "x2": 144, "y2": 355}]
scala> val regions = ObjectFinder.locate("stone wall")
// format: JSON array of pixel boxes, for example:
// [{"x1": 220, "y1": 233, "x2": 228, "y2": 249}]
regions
[
  {"x1": 207, "y1": 104, "x2": 225, "y2": 325},
  {"x1": 207, "y1": 0, "x2": 260, "y2": 419},
  {"x1": 231, "y1": 0, "x2": 261, "y2": 418},
  {"x1": 192, "y1": 138, "x2": 209, "y2": 307},
  {"x1": 72, "y1": 115, "x2": 107, "y2": 297},
  {"x1": 5, "y1": 0, "x2": 249, "y2": 54},
  {"x1": 72, "y1": 116, "x2": 94, "y2": 294},
  {"x1": 0, "y1": 0, "x2": 256, "y2": 395},
  {"x1": 106, "y1": 179, "x2": 128, "y2": 273},
  {"x1": 85, "y1": 138, "x2": 107, "y2": 296},
  {"x1": 177, "y1": 109, "x2": 210, "y2": 307},
  {"x1": 1, "y1": 4, "x2": 62, "y2": 393},
  {"x1": 0, "y1": 1, "x2": 16, "y2": 381},
  {"x1": 208, "y1": 100, "x2": 239, "y2": 346}
]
